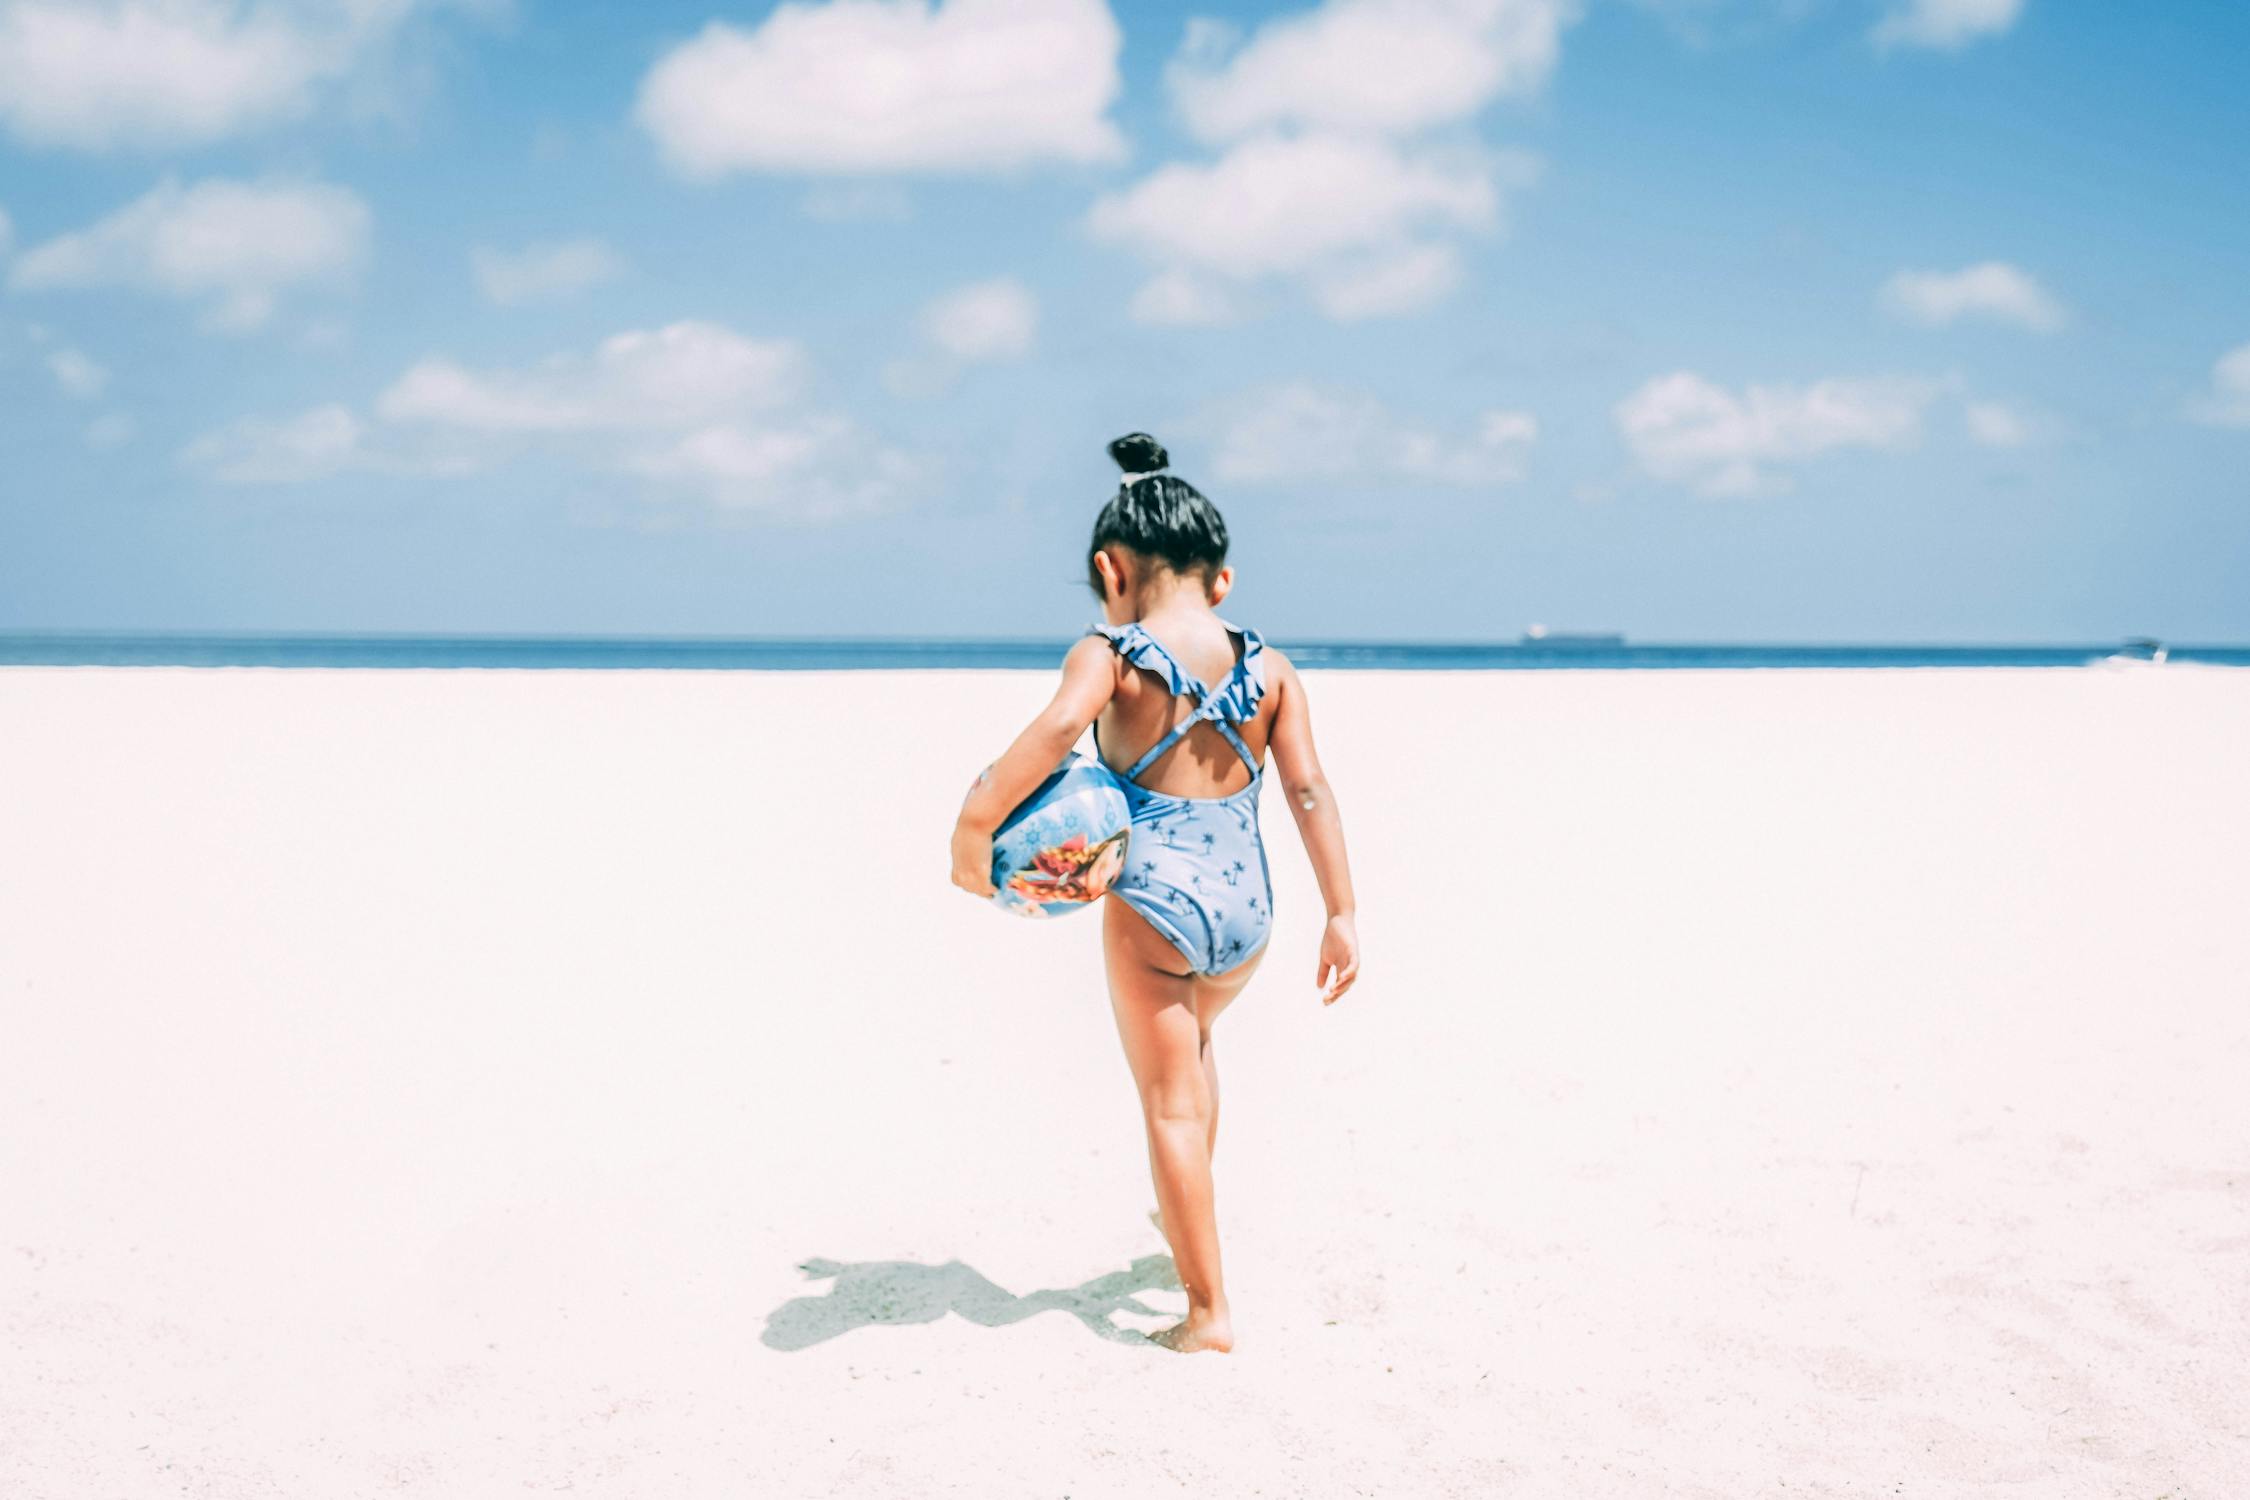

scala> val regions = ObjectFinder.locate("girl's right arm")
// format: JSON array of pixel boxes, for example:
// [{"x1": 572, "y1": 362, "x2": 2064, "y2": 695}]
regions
[
  {"x1": 1265, "y1": 649, "x2": 1360, "y2": 1005},
  {"x1": 949, "y1": 635, "x2": 1120, "y2": 898}
]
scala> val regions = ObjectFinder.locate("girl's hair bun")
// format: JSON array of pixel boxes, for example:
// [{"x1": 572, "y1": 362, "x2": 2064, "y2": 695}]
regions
[{"x1": 1107, "y1": 432, "x2": 1169, "y2": 475}]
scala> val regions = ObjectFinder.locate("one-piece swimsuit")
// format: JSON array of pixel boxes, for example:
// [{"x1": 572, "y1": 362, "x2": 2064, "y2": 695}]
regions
[{"x1": 1086, "y1": 617, "x2": 1273, "y2": 977}]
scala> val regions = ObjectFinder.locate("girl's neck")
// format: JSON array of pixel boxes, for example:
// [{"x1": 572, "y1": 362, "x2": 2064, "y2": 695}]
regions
[{"x1": 1119, "y1": 574, "x2": 1217, "y2": 625}]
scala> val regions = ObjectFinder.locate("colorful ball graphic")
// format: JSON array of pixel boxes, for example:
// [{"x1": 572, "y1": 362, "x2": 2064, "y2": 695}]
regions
[{"x1": 987, "y1": 752, "x2": 1132, "y2": 918}]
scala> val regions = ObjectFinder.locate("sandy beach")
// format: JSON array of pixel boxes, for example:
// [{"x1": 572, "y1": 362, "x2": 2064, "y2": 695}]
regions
[{"x1": 2, "y1": 663, "x2": 2245, "y2": 1497}]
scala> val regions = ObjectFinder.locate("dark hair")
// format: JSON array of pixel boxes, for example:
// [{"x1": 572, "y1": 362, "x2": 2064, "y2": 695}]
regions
[{"x1": 1086, "y1": 433, "x2": 1229, "y2": 599}]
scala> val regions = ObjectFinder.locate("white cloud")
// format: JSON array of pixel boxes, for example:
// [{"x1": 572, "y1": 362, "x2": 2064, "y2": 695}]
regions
[
  {"x1": 1872, "y1": 0, "x2": 2024, "y2": 51},
  {"x1": 471, "y1": 238, "x2": 624, "y2": 306},
  {"x1": 1625, "y1": 0, "x2": 1812, "y2": 48},
  {"x1": 634, "y1": 0, "x2": 1125, "y2": 177},
  {"x1": 377, "y1": 321, "x2": 803, "y2": 432},
  {"x1": 1089, "y1": 133, "x2": 1509, "y2": 322},
  {"x1": 298, "y1": 315, "x2": 351, "y2": 350},
  {"x1": 9, "y1": 176, "x2": 369, "y2": 332},
  {"x1": 84, "y1": 411, "x2": 135, "y2": 448},
  {"x1": 800, "y1": 184, "x2": 912, "y2": 222},
  {"x1": 886, "y1": 276, "x2": 1038, "y2": 395},
  {"x1": 624, "y1": 416, "x2": 917, "y2": 518},
  {"x1": 1169, "y1": 0, "x2": 1574, "y2": 144},
  {"x1": 1211, "y1": 383, "x2": 1538, "y2": 487},
  {"x1": 1311, "y1": 241, "x2": 1463, "y2": 321},
  {"x1": 1963, "y1": 399, "x2": 2032, "y2": 448},
  {"x1": 47, "y1": 346, "x2": 107, "y2": 397},
  {"x1": 0, "y1": 0, "x2": 491, "y2": 152},
  {"x1": 0, "y1": 202, "x2": 12, "y2": 255},
  {"x1": 919, "y1": 277, "x2": 1037, "y2": 362},
  {"x1": 1100, "y1": 0, "x2": 1564, "y2": 326},
  {"x1": 1616, "y1": 370, "x2": 1941, "y2": 496},
  {"x1": 182, "y1": 402, "x2": 364, "y2": 483},
  {"x1": 186, "y1": 319, "x2": 912, "y2": 517},
  {"x1": 1094, "y1": 133, "x2": 1491, "y2": 278},
  {"x1": 1880, "y1": 261, "x2": 2064, "y2": 332},
  {"x1": 1128, "y1": 270, "x2": 1240, "y2": 328},
  {"x1": 0, "y1": 0, "x2": 315, "y2": 150},
  {"x1": 2187, "y1": 343, "x2": 2250, "y2": 430}
]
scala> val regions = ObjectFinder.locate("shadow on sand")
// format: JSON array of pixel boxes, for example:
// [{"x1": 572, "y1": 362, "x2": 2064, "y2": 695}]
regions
[{"x1": 763, "y1": 1252, "x2": 1181, "y2": 1350}]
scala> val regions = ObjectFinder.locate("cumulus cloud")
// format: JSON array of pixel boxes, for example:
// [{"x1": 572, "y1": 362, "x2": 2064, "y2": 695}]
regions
[
  {"x1": 1128, "y1": 271, "x2": 1240, "y2": 328},
  {"x1": 2186, "y1": 343, "x2": 2250, "y2": 430},
  {"x1": 886, "y1": 276, "x2": 1037, "y2": 395},
  {"x1": 47, "y1": 346, "x2": 107, "y2": 398},
  {"x1": 1090, "y1": 135, "x2": 1495, "y2": 280},
  {"x1": 84, "y1": 411, "x2": 136, "y2": 448},
  {"x1": 1881, "y1": 261, "x2": 2064, "y2": 332},
  {"x1": 1872, "y1": 0, "x2": 2024, "y2": 51},
  {"x1": 1963, "y1": 399, "x2": 2034, "y2": 448},
  {"x1": 377, "y1": 321, "x2": 803, "y2": 431},
  {"x1": 1089, "y1": 134, "x2": 1513, "y2": 322},
  {"x1": 1616, "y1": 371, "x2": 1942, "y2": 496},
  {"x1": 1625, "y1": 0, "x2": 1812, "y2": 48},
  {"x1": 1097, "y1": 0, "x2": 1566, "y2": 323},
  {"x1": 185, "y1": 319, "x2": 913, "y2": 517},
  {"x1": 471, "y1": 238, "x2": 624, "y2": 306},
  {"x1": 181, "y1": 402, "x2": 364, "y2": 483},
  {"x1": 919, "y1": 277, "x2": 1037, "y2": 362},
  {"x1": 8, "y1": 176, "x2": 369, "y2": 332},
  {"x1": 624, "y1": 416, "x2": 912, "y2": 515},
  {"x1": 0, "y1": 0, "x2": 493, "y2": 152},
  {"x1": 635, "y1": 0, "x2": 1125, "y2": 177},
  {"x1": 799, "y1": 184, "x2": 913, "y2": 223},
  {"x1": 1211, "y1": 383, "x2": 1538, "y2": 487},
  {"x1": 1311, "y1": 240, "x2": 1464, "y2": 321},
  {"x1": 1168, "y1": 0, "x2": 1573, "y2": 144}
]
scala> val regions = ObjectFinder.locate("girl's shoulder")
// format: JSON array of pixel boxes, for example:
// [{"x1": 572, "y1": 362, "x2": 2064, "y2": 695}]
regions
[
  {"x1": 1083, "y1": 615, "x2": 1267, "y2": 651},
  {"x1": 1084, "y1": 616, "x2": 1274, "y2": 719}
]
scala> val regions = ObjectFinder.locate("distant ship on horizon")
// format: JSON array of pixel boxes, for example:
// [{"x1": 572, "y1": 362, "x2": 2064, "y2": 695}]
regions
[{"x1": 1522, "y1": 624, "x2": 1627, "y2": 649}]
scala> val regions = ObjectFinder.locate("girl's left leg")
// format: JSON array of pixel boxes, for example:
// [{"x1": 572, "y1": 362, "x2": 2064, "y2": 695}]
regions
[{"x1": 1102, "y1": 894, "x2": 1233, "y2": 1353}]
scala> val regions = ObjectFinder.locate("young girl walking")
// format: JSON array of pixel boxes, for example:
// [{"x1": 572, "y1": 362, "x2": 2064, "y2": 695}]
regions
[{"x1": 948, "y1": 433, "x2": 1361, "y2": 1354}]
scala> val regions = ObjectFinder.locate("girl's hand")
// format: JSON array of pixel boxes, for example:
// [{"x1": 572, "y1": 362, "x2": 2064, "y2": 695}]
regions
[
  {"x1": 950, "y1": 820, "x2": 998, "y2": 899},
  {"x1": 1316, "y1": 913, "x2": 1360, "y2": 1005}
]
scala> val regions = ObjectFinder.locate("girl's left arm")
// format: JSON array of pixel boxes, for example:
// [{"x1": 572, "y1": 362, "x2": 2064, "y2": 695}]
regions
[{"x1": 948, "y1": 635, "x2": 1120, "y2": 897}]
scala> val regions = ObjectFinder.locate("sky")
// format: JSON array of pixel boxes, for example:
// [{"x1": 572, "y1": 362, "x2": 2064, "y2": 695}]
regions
[{"x1": 1, "y1": 0, "x2": 2246, "y2": 643}]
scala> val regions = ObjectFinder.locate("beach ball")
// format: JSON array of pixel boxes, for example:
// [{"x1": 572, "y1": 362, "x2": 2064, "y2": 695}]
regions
[{"x1": 985, "y1": 752, "x2": 1132, "y2": 918}]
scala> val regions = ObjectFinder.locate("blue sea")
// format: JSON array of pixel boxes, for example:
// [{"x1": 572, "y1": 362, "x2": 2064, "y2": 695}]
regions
[{"x1": 3, "y1": 632, "x2": 2247, "y2": 670}]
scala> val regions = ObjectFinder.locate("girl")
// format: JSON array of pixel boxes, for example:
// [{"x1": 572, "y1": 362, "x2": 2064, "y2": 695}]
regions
[{"x1": 947, "y1": 432, "x2": 1361, "y2": 1355}]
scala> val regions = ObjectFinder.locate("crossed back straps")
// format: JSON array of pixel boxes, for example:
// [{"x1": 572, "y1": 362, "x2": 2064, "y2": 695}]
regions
[{"x1": 1086, "y1": 619, "x2": 1268, "y2": 785}]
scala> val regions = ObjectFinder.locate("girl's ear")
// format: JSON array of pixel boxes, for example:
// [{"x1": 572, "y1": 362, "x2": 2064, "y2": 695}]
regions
[
  {"x1": 1208, "y1": 565, "x2": 1235, "y2": 607},
  {"x1": 1093, "y1": 547, "x2": 1124, "y2": 601}
]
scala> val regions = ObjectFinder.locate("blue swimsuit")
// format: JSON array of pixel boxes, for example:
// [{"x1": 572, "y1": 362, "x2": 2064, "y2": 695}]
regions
[{"x1": 1086, "y1": 617, "x2": 1274, "y2": 978}]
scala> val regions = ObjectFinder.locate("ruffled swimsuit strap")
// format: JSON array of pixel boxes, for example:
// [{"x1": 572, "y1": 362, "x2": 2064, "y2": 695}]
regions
[{"x1": 1086, "y1": 619, "x2": 1268, "y2": 783}]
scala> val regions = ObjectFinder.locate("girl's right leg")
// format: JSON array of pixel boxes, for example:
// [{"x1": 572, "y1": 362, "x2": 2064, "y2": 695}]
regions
[
  {"x1": 1148, "y1": 946, "x2": 1265, "y2": 1243},
  {"x1": 1102, "y1": 895, "x2": 1234, "y2": 1353},
  {"x1": 1191, "y1": 943, "x2": 1265, "y2": 1164}
]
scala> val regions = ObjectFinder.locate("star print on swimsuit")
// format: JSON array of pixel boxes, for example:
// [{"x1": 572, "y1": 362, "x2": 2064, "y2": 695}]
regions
[{"x1": 1084, "y1": 617, "x2": 1275, "y2": 978}]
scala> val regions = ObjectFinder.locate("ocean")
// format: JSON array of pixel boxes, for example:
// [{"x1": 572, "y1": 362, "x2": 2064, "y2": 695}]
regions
[{"x1": 3, "y1": 633, "x2": 2247, "y2": 671}]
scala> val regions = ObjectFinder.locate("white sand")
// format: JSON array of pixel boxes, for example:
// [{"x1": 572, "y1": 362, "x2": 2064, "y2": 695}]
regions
[{"x1": 2, "y1": 663, "x2": 2246, "y2": 1497}]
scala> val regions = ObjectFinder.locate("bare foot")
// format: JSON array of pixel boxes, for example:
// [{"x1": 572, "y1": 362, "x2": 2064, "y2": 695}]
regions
[{"x1": 1148, "y1": 1308, "x2": 1234, "y2": 1354}]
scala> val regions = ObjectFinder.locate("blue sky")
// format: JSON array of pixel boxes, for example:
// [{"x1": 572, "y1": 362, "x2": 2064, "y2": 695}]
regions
[{"x1": 2, "y1": 0, "x2": 2246, "y2": 642}]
